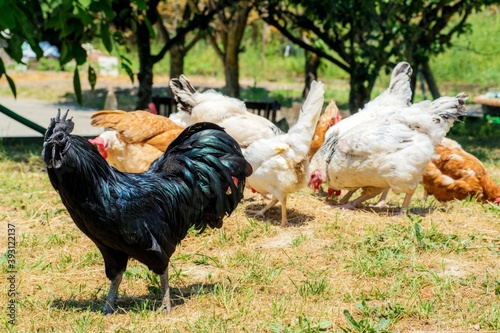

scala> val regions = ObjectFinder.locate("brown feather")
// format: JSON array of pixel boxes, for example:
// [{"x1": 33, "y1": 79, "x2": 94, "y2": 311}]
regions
[
  {"x1": 422, "y1": 138, "x2": 500, "y2": 202},
  {"x1": 90, "y1": 110, "x2": 186, "y2": 172},
  {"x1": 308, "y1": 101, "x2": 341, "y2": 160}
]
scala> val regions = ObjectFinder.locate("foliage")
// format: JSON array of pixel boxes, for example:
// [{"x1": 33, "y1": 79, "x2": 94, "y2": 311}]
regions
[
  {"x1": 0, "y1": 0, "x2": 135, "y2": 104},
  {"x1": 257, "y1": 0, "x2": 497, "y2": 112}
]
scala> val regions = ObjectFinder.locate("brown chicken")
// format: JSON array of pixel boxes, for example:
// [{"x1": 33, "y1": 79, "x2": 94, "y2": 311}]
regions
[
  {"x1": 89, "y1": 110, "x2": 185, "y2": 173},
  {"x1": 422, "y1": 138, "x2": 500, "y2": 203},
  {"x1": 308, "y1": 101, "x2": 341, "y2": 160}
]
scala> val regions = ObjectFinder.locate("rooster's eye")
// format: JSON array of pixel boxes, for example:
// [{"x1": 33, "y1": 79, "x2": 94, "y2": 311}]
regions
[{"x1": 55, "y1": 133, "x2": 64, "y2": 141}]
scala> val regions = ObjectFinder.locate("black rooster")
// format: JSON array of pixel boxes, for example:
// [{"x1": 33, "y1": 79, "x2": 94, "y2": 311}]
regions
[{"x1": 43, "y1": 110, "x2": 252, "y2": 314}]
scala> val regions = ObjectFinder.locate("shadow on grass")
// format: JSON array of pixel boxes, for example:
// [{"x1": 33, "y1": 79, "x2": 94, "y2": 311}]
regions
[
  {"x1": 50, "y1": 282, "x2": 217, "y2": 314},
  {"x1": 244, "y1": 203, "x2": 315, "y2": 227}
]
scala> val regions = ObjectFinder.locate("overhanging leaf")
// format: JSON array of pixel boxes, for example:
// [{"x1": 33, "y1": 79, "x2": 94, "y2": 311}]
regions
[
  {"x1": 143, "y1": 17, "x2": 156, "y2": 39},
  {"x1": 73, "y1": 67, "x2": 82, "y2": 105},
  {"x1": 88, "y1": 65, "x2": 97, "y2": 90},
  {"x1": 121, "y1": 62, "x2": 134, "y2": 83},
  {"x1": 60, "y1": 40, "x2": 72, "y2": 65},
  {"x1": 73, "y1": 43, "x2": 87, "y2": 65},
  {"x1": 5, "y1": 73, "x2": 17, "y2": 98},
  {"x1": 101, "y1": 22, "x2": 113, "y2": 53},
  {"x1": 0, "y1": 58, "x2": 5, "y2": 79}
]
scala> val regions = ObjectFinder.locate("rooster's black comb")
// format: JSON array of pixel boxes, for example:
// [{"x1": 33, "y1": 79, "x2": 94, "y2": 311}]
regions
[{"x1": 45, "y1": 109, "x2": 74, "y2": 141}]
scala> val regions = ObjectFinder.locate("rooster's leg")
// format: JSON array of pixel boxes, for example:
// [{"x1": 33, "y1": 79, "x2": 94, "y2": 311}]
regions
[
  {"x1": 159, "y1": 269, "x2": 171, "y2": 313},
  {"x1": 103, "y1": 270, "x2": 124, "y2": 314}
]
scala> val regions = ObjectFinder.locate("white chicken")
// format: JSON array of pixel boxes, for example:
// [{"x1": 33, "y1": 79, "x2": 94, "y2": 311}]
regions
[
  {"x1": 311, "y1": 94, "x2": 467, "y2": 211},
  {"x1": 169, "y1": 75, "x2": 283, "y2": 149},
  {"x1": 310, "y1": 62, "x2": 413, "y2": 206},
  {"x1": 244, "y1": 80, "x2": 325, "y2": 227},
  {"x1": 310, "y1": 63, "x2": 467, "y2": 212}
]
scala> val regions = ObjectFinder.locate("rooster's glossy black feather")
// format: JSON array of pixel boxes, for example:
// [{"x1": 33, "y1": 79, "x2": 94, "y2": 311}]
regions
[{"x1": 43, "y1": 111, "x2": 251, "y2": 282}]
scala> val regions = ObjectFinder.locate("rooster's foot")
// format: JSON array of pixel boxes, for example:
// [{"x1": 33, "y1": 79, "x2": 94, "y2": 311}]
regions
[
  {"x1": 103, "y1": 302, "x2": 116, "y2": 315},
  {"x1": 159, "y1": 303, "x2": 172, "y2": 314}
]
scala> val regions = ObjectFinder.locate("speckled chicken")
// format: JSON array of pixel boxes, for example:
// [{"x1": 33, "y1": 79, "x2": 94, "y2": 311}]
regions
[{"x1": 422, "y1": 137, "x2": 500, "y2": 203}]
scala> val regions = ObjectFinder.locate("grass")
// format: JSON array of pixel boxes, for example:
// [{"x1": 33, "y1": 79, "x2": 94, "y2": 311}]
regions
[
  {"x1": 0, "y1": 134, "x2": 499, "y2": 332},
  {"x1": 0, "y1": 8, "x2": 499, "y2": 332}
]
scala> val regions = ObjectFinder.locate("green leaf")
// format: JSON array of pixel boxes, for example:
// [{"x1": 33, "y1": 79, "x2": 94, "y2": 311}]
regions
[
  {"x1": 318, "y1": 320, "x2": 332, "y2": 329},
  {"x1": 100, "y1": 22, "x2": 113, "y2": 53},
  {"x1": 268, "y1": 323, "x2": 282, "y2": 333},
  {"x1": 0, "y1": 58, "x2": 5, "y2": 79},
  {"x1": 143, "y1": 17, "x2": 156, "y2": 39},
  {"x1": 75, "y1": 3, "x2": 93, "y2": 26},
  {"x1": 343, "y1": 310, "x2": 361, "y2": 329},
  {"x1": 120, "y1": 54, "x2": 132, "y2": 65},
  {"x1": 0, "y1": 3, "x2": 17, "y2": 29},
  {"x1": 88, "y1": 65, "x2": 97, "y2": 90},
  {"x1": 73, "y1": 43, "x2": 87, "y2": 65},
  {"x1": 73, "y1": 67, "x2": 82, "y2": 105},
  {"x1": 5, "y1": 73, "x2": 17, "y2": 98},
  {"x1": 379, "y1": 318, "x2": 391, "y2": 330},
  {"x1": 134, "y1": 0, "x2": 148, "y2": 11},
  {"x1": 59, "y1": 40, "x2": 72, "y2": 65},
  {"x1": 5, "y1": 36, "x2": 25, "y2": 62},
  {"x1": 121, "y1": 62, "x2": 134, "y2": 83}
]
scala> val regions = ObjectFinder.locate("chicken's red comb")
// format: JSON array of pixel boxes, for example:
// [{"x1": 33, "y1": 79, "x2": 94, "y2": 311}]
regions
[
  {"x1": 88, "y1": 137, "x2": 105, "y2": 146},
  {"x1": 88, "y1": 137, "x2": 108, "y2": 159},
  {"x1": 327, "y1": 188, "x2": 341, "y2": 197},
  {"x1": 148, "y1": 102, "x2": 158, "y2": 115}
]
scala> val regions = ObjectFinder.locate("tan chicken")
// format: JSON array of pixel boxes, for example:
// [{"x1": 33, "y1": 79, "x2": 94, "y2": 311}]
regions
[
  {"x1": 422, "y1": 137, "x2": 500, "y2": 203},
  {"x1": 89, "y1": 110, "x2": 185, "y2": 173},
  {"x1": 308, "y1": 101, "x2": 342, "y2": 160}
]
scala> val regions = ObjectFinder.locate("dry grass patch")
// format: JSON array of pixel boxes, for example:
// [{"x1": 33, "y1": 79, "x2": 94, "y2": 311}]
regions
[{"x1": 1, "y1": 150, "x2": 499, "y2": 332}]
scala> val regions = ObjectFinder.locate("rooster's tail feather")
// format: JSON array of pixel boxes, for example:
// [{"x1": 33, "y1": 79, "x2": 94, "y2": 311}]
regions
[
  {"x1": 151, "y1": 122, "x2": 252, "y2": 231},
  {"x1": 169, "y1": 75, "x2": 198, "y2": 114}
]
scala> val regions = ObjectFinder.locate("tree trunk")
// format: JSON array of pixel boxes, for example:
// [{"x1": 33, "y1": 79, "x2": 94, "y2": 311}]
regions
[
  {"x1": 169, "y1": 40, "x2": 185, "y2": 81},
  {"x1": 302, "y1": 50, "x2": 320, "y2": 99},
  {"x1": 213, "y1": 0, "x2": 252, "y2": 98},
  {"x1": 348, "y1": 66, "x2": 372, "y2": 114},
  {"x1": 422, "y1": 61, "x2": 441, "y2": 100},
  {"x1": 136, "y1": 22, "x2": 153, "y2": 110},
  {"x1": 410, "y1": 73, "x2": 417, "y2": 103},
  {"x1": 224, "y1": 46, "x2": 240, "y2": 97}
]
